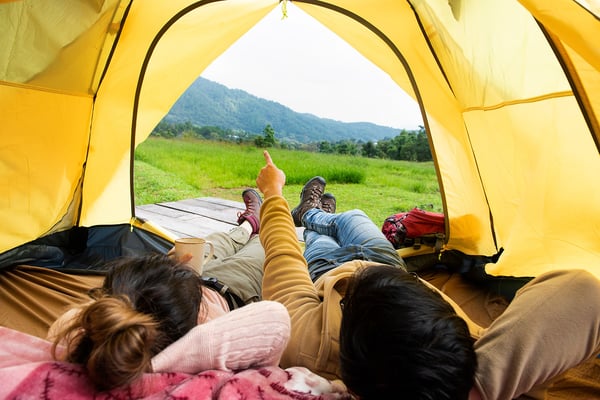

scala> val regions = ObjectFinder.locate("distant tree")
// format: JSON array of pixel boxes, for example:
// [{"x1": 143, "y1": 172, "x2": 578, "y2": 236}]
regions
[
  {"x1": 398, "y1": 133, "x2": 416, "y2": 161},
  {"x1": 414, "y1": 127, "x2": 433, "y2": 161},
  {"x1": 150, "y1": 120, "x2": 433, "y2": 162},
  {"x1": 369, "y1": 128, "x2": 432, "y2": 161},
  {"x1": 255, "y1": 124, "x2": 276, "y2": 148},
  {"x1": 318, "y1": 141, "x2": 334, "y2": 153},
  {"x1": 197, "y1": 126, "x2": 225, "y2": 140},
  {"x1": 263, "y1": 124, "x2": 276, "y2": 146},
  {"x1": 361, "y1": 141, "x2": 378, "y2": 158},
  {"x1": 374, "y1": 139, "x2": 395, "y2": 159},
  {"x1": 335, "y1": 140, "x2": 359, "y2": 156},
  {"x1": 151, "y1": 120, "x2": 177, "y2": 138}
]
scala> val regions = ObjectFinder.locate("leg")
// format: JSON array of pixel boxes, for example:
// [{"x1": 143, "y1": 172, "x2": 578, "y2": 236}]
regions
[
  {"x1": 204, "y1": 227, "x2": 248, "y2": 262},
  {"x1": 303, "y1": 229, "x2": 342, "y2": 281},
  {"x1": 474, "y1": 270, "x2": 600, "y2": 400},
  {"x1": 203, "y1": 227, "x2": 264, "y2": 304},
  {"x1": 202, "y1": 189, "x2": 265, "y2": 304},
  {"x1": 304, "y1": 208, "x2": 389, "y2": 247},
  {"x1": 305, "y1": 208, "x2": 405, "y2": 266},
  {"x1": 303, "y1": 209, "x2": 406, "y2": 280}
]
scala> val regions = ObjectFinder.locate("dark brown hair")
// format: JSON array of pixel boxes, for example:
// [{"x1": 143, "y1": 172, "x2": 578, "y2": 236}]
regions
[{"x1": 52, "y1": 254, "x2": 202, "y2": 390}]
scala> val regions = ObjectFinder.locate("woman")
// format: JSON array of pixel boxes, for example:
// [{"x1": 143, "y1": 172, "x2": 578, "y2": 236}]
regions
[{"x1": 49, "y1": 191, "x2": 290, "y2": 391}]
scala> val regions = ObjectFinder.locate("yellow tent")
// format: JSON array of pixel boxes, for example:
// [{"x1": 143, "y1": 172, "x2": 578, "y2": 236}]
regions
[{"x1": 1, "y1": 0, "x2": 599, "y2": 279}]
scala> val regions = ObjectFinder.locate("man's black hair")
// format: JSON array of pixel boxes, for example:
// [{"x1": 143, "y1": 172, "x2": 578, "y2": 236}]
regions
[{"x1": 339, "y1": 264, "x2": 477, "y2": 400}]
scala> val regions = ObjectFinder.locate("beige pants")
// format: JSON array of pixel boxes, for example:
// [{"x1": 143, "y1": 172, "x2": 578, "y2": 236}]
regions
[
  {"x1": 473, "y1": 270, "x2": 600, "y2": 400},
  {"x1": 202, "y1": 226, "x2": 265, "y2": 304}
]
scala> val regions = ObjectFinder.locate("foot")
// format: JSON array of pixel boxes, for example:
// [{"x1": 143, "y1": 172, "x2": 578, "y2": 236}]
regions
[
  {"x1": 237, "y1": 189, "x2": 262, "y2": 234},
  {"x1": 291, "y1": 176, "x2": 326, "y2": 227},
  {"x1": 321, "y1": 193, "x2": 336, "y2": 213}
]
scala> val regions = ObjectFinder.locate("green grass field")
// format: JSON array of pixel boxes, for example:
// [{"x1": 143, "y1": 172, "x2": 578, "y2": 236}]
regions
[{"x1": 135, "y1": 137, "x2": 442, "y2": 227}]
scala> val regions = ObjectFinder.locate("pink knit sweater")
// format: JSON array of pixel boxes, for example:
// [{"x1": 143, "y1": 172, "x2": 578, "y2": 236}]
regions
[{"x1": 151, "y1": 300, "x2": 290, "y2": 373}]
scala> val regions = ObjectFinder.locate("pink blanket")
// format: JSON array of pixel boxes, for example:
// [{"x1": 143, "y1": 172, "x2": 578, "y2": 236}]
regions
[{"x1": 0, "y1": 327, "x2": 352, "y2": 399}]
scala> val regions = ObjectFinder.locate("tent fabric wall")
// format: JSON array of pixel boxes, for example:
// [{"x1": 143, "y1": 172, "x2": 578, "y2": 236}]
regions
[
  {"x1": 521, "y1": 0, "x2": 600, "y2": 148},
  {"x1": 0, "y1": 84, "x2": 92, "y2": 252},
  {"x1": 80, "y1": 0, "x2": 275, "y2": 226},
  {"x1": 295, "y1": 0, "x2": 600, "y2": 277},
  {"x1": 1, "y1": 0, "x2": 599, "y2": 279},
  {"x1": 294, "y1": 1, "x2": 496, "y2": 256},
  {"x1": 0, "y1": 0, "x2": 125, "y2": 252}
]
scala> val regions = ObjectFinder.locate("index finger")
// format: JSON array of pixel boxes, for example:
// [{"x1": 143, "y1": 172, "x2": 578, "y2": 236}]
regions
[{"x1": 263, "y1": 150, "x2": 274, "y2": 166}]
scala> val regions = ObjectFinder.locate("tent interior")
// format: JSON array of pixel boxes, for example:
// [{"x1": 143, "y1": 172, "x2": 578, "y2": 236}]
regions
[{"x1": 1, "y1": 0, "x2": 600, "y2": 397}]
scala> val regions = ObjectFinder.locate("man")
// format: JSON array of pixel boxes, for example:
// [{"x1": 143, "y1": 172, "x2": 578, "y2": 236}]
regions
[{"x1": 256, "y1": 150, "x2": 600, "y2": 400}]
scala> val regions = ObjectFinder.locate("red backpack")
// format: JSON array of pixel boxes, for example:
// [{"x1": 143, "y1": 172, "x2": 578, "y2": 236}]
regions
[{"x1": 382, "y1": 207, "x2": 445, "y2": 250}]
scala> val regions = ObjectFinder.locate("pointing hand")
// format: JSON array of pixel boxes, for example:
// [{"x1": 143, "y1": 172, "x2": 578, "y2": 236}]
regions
[{"x1": 256, "y1": 150, "x2": 286, "y2": 198}]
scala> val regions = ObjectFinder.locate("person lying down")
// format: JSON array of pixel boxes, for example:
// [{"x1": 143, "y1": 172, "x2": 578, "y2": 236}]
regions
[{"x1": 47, "y1": 253, "x2": 291, "y2": 391}]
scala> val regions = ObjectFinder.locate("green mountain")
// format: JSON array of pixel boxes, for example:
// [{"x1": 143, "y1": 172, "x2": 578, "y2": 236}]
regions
[{"x1": 164, "y1": 77, "x2": 402, "y2": 144}]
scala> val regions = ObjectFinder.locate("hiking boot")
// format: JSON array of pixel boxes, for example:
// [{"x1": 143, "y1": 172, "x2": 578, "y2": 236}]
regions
[
  {"x1": 237, "y1": 188, "x2": 262, "y2": 234},
  {"x1": 321, "y1": 193, "x2": 336, "y2": 213},
  {"x1": 291, "y1": 176, "x2": 326, "y2": 227}
]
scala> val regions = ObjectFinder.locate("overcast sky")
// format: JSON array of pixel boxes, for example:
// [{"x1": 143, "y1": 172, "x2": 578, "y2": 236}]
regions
[{"x1": 202, "y1": 3, "x2": 423, "y2": 130}]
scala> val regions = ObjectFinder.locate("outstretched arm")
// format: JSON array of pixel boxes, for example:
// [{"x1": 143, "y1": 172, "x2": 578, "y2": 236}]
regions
[
  {"x1": 256, "y1": 151, "x2": 325, "y2": 368},
  {"x1": 256, "y1": 150, "x2": 321, "y2": 306}
]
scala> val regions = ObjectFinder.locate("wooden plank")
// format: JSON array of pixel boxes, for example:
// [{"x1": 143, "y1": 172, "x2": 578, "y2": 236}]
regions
[
  {"x1": 165, "y1": 197, "x2": 245, "y2": 210},
  {"x1": 157, "y1": 198, "x2": 243, "y2": 225},
  {"x1": 136, "y1": 197, "x2": 305, "y2": 241},
  {"x1": 136, "y1": 204, "x2": 236, "y2": 238},
  {"x1": 195, "y1": 197, "x2": 247, "y2": 209}
]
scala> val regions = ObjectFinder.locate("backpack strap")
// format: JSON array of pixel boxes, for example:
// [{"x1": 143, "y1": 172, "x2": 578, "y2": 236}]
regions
[{"x1": 201, "y1": 276, "x2": 246, "y2": 310}]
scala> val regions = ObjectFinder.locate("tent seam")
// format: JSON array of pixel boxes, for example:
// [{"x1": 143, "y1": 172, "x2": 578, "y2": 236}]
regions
[{"x1": 462, "y1": 91, "x2": 573, "y2": 112}]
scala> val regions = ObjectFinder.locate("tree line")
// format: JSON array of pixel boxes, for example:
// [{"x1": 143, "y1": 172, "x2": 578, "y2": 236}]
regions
[{"x1": 151, "y1": 120, "x2": 432, "y2": 162}]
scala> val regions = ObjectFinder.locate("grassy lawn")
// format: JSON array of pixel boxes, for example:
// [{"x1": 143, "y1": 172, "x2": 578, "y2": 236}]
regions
[{"x1": 135, "y1": 137, "x2": 442, "y2": 227}]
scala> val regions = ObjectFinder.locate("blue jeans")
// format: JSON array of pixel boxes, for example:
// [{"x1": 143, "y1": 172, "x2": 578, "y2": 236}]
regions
[{"x1": 303, "y1": 209, "x2": 406, "y2": 281}]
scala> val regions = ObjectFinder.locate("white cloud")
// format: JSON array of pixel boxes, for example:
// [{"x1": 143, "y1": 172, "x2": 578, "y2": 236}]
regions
[{"x1": 202, "y1": 3, "x2": 423, "y2": 130}]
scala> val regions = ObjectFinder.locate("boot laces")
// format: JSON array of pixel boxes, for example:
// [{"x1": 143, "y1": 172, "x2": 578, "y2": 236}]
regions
[{"x1": 308, "y1": 185, "x2": 323, "y2": 207}]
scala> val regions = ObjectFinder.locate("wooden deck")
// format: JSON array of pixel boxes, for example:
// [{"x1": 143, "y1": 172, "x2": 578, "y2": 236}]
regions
[{"x1": 135, "y1": 197, "x2": 304, "y2": 240}]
